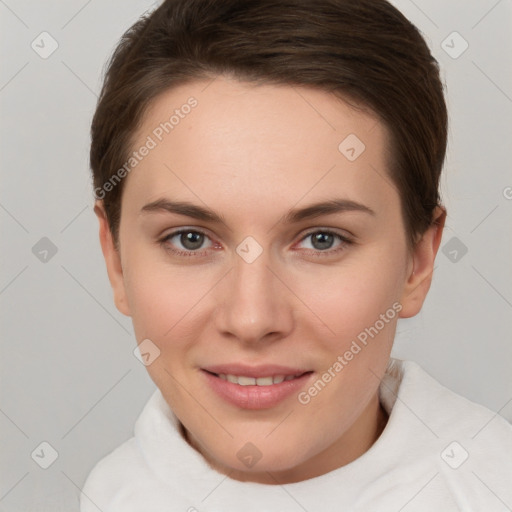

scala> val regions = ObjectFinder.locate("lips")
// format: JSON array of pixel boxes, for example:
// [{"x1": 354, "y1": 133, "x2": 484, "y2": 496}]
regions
[{"x1": 201, "y1": 364, "x2": 314, "y2": 409}]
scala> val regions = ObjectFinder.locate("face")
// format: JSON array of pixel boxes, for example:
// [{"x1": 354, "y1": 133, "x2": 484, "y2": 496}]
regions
[{"x1": 96, "y1": 76, "x2": 444, "y2": 483}]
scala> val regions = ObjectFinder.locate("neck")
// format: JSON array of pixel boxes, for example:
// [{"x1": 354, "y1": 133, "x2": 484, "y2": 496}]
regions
[{"x1": 182, "y1": 392, "x2": 389, "y2": 484}]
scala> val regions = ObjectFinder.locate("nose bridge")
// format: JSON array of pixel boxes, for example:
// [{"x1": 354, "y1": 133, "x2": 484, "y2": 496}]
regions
[{"x1": 214, "y1": 238, "x2": 292, "y2": 342}]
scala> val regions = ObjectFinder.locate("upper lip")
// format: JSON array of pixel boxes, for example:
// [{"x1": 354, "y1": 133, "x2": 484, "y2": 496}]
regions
[{"x1": 202, "y1": 364, "x2": 312, "y2": 378}]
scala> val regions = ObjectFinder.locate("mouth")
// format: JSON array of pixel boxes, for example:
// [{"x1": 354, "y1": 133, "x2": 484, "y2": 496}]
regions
[{"x1": 201, "y1": 366, "x2": 314, "y2": 409}]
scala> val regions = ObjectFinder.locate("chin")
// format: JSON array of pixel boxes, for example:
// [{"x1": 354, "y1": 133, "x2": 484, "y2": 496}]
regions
[{"x1": 209, "y1": 440, "x2": 312, "y2": 476}]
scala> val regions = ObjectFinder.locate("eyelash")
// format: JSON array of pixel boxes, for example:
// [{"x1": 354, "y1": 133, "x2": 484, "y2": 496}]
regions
[{"x1": 159, "y1": 228, "x2": 353, "y2": 258}]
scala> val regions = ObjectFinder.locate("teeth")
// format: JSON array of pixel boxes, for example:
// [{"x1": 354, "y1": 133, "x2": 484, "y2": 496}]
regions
[
  {"x1": 217, "y1": 373, "x2": 302, "y2": 386},
  {"x1": 256, "y1": 376, "x2": 273, "y2": 386},
  {"x1": 238, "y1": 376, "x2": 256, "y2": 386}
]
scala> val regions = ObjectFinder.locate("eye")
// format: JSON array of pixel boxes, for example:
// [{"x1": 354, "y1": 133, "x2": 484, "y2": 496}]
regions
[
  {"x1": 159, "y1": 227, "x2": 353, "y2": 258},
  {"x1": 160, "y1": 229, "x2": 214, "y2": 256},
  {"x1": 295, "y1": 229, "x2": 352, "y2": 256}
]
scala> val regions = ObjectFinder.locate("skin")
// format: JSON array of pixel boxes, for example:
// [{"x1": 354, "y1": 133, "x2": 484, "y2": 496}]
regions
[{"x1": 95, "y1": 76, "x2": 445, "y2": 484}]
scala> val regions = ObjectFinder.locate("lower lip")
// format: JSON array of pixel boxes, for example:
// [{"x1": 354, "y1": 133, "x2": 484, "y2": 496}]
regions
[{"x1": 202, "y1": 370, "x2": 313, "y2": 410}]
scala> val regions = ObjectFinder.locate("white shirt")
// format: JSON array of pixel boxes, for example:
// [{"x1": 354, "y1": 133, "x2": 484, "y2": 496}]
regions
[{"x1": 80, "y1": 359, "x2": 512, "y2": 511}]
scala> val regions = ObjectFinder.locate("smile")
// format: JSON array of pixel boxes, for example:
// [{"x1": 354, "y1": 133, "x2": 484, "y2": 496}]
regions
[{"x1": 201, "y1": 367, "x2": 314, "y2": 409}]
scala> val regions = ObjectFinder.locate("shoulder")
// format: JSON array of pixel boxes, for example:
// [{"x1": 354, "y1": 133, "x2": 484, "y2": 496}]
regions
[
  {"x1": 394, "y1": 358, "x2": 512, "y2": 441},
  {"x1": 380, "y1": 359, "x2": 512, "y2": 509},
  {"x1": 80, "y1": 389, "x2": 171, "y2": 511},
  {"x1": 80, "y1": 436, "x2": 147, "y2": 511}
]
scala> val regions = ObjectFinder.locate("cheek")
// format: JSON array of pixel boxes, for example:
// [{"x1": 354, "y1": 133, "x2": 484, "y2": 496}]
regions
[
  {"x1": 296, "y1": 262, "x2": 401, "y2": 409},
  {"x1": 296, "y1": 247, "x2": 405, "y2": 415},
  {"x1": 123, "y1": 251, "x2": 215, "y2": 349},
  {"x1": 123, "y1": 258, "x2": 213, "y2": 400},
  {"x1": 297, "y1": 250, "x2": 405, "y2": 345}
]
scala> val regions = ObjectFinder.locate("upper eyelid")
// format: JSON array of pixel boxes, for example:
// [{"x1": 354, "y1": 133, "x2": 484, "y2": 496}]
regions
[{"x1": 300, "y1": 227, "x2": 352, "y2": 238}]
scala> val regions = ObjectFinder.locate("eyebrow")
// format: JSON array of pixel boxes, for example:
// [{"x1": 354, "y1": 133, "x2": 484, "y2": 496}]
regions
[{"x1": 140, "y1": 198, "x2": 375, "y2": 224}]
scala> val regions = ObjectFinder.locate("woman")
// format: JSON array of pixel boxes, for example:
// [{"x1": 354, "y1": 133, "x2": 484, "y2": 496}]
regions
[{"x1": 82, "y1": 0, "x2": 512, "y2": 510}]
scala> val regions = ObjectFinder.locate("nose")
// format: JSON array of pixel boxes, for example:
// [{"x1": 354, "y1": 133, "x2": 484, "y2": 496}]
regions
[{"x1": 213, "y1": 244, "x2": 294, "y2": 345}]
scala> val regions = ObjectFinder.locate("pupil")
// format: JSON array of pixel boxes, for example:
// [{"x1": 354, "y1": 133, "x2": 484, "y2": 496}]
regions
[
  {"x1": 181, "y1": 232, "x2": 203, "y2": 250},
  {"x1": 312, "y1": 232, "x2": 333, "y2": 250}
]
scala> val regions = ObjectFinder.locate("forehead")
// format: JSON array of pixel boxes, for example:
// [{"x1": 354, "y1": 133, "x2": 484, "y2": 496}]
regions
[{"x1": 123, "y1": 76, "x2": 397, "y2": 220}]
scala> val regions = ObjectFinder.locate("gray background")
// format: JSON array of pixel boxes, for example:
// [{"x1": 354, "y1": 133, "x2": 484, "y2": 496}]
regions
[{"x1": 1, "y1": 0, "x2": 511, "y2": 510}]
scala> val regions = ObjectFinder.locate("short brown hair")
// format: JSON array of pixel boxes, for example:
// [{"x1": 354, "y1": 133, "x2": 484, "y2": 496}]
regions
[{"x1": 90, "y1": 0, "x2": 447, "y2": 248}]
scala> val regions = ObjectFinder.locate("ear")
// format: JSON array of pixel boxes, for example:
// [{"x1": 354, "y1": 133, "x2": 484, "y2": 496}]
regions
[
  {"x1": 399, "y1": 206, "x2": 446, "y2": 318},
  {"x1": 94, "y1": 201, "x2": 132, "y2": 317}
]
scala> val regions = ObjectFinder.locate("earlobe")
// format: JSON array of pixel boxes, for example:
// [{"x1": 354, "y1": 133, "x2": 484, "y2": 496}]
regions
[
  {"x1": 399, "y1": 206, "x2": 447, "y2": 318},
  {"x1": 94, "y1": 201, "x2": 132, "y2": 317}
]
